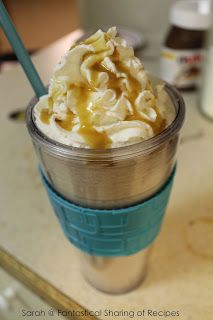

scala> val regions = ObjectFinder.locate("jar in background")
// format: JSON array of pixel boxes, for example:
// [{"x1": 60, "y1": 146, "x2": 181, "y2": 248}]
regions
[
  {"x1": 200, "y1": 45, "x2": 213, "y2": 119},
  {"x1": 160, "y1": 0, "x2": 212, "y2": 91}
]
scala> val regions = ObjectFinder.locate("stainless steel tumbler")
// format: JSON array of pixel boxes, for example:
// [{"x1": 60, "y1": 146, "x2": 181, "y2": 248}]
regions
[{"x1": 26, "y1": 80, "x2": 185, "y2": 293}]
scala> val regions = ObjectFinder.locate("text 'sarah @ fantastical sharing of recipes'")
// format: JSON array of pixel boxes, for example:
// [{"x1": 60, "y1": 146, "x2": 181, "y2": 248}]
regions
[{"x1": 21, "y1": 308, "x2": 181, "y2": 318}]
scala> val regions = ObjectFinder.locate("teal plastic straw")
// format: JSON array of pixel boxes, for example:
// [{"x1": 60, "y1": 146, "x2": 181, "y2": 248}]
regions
[{"x1": 0, "y1": 1, "x2": 46, "y2": 97}]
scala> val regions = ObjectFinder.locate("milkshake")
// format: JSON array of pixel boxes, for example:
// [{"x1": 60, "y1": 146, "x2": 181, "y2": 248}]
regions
[
  {"x1": 26, "y1": 27, "x2": 185, "y2": 293},
  {"x1": 28, "y1": 27, "x2": 180, "y2": 209}
]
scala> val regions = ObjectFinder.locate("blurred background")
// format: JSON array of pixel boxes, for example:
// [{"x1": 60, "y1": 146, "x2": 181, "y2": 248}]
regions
[
  {"x1": 0, "y1": 0, "x2": 173, "y2": 56},
  {"x1": 0, "y1": 0, "x2": 80, "y2": 69},
  {"x1": 78, "y1": 0, "x2": 173, "y2": 37},
  {"x1": 1, "y1": 0, "x2": 212, "y2": 92},
  {"x1": 0, "y1": 0, "x2": 212, "y2": 77}
]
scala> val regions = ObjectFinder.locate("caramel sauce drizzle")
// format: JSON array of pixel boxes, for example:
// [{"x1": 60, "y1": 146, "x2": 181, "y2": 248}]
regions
[
  {"x1": 40, "y1": 109, "x2": 52, "y2": 124},
  {"x1": 55, "y1": 110, "x2": 74, "y2": 131},
  {"x1": 74, "y1": 86, "x2": 111, "y2": 148},
  {"x1": 40, "y1": 43, "x2": 165, "y2": 148},
  {"x1": 91, "y1": 62, "x2": 122, "y2": 98},
  {"x1": 40, "y1": 108, "x2": 75, "y2": 131}
]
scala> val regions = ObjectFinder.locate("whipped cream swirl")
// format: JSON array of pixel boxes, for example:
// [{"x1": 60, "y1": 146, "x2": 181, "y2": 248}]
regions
[{"x1": 34, "y1": 27, "x2": 171, "y2": 148}]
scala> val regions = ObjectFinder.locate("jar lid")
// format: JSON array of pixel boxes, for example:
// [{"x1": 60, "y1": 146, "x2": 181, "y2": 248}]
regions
[{"x1": 170, "y1": 0, "x2": 212, "y2": 30}]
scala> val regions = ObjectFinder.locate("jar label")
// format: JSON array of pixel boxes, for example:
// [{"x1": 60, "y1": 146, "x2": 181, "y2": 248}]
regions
[{"x1": 160, "y1": 47, "x2": 205, "y2": 89}]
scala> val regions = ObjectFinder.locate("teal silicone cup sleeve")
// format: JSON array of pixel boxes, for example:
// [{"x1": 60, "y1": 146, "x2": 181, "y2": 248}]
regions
[{"x1": 41, "y1": 169, "x2": 175, "y2": 256}]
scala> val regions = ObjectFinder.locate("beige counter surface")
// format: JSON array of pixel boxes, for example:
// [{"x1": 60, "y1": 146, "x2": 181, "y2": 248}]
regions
[{"x1": 0, "y1": 31, "x2": 213, "y2": 320}]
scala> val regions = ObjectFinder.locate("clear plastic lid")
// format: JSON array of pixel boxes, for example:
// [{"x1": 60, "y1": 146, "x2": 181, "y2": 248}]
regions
[{"x1": 170, "y1": 0, "x2": 212, "y2": 30}]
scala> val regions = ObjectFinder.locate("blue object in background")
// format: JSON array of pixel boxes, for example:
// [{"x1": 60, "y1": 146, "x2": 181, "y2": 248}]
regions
[{"x1": 41, "y1": 169, "x2": 175, "y2": 256}]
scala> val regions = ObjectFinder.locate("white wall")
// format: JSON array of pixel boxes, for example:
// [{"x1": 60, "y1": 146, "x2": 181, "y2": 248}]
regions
[{"x1": 77, "y1": 0, "x2": 176, "y2": 38}]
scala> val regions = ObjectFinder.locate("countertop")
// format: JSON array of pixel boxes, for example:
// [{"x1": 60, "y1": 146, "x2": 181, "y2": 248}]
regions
[{"x1": 0, "y1": 30, "x2": 213, "y2": 320}]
